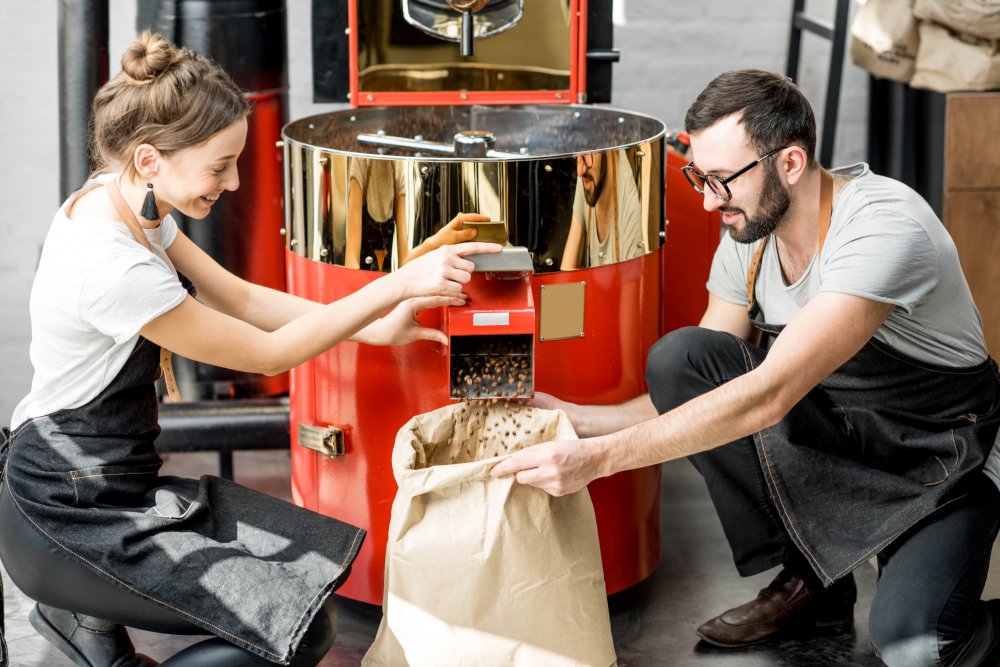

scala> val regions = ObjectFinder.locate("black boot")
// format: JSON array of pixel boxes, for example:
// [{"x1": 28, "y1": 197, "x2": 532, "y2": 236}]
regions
[{"x1": 28, "y1": 603, "x2": 158, "y2": 667}]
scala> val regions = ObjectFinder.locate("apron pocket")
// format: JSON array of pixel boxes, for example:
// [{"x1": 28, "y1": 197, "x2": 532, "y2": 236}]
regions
[{"x1": 69, "y1": 463, "x2": 161, "y2": 508}]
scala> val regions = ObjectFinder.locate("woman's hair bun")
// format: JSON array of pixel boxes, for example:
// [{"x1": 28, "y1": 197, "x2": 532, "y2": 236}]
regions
[{"x1": 120, "y1": 30, "x2": 177, "y2": 84}]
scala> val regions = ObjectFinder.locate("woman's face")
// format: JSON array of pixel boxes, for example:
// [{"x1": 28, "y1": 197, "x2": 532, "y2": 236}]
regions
[{"x1": 156, "y1": 117, "x2": 248, "y2": 220}]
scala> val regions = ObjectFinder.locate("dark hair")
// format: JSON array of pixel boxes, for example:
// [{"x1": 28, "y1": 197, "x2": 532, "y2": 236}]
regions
[
  {"x1": 684, "y1": 69, "x2": 817, "y2": 165},
  {"x1": 90, "y1": 30, "x2": 251, "y2": 180}
]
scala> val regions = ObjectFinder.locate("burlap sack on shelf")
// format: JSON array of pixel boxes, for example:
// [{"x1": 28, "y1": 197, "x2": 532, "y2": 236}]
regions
[
  {"x1": 910, "y1": 21, "x2": 1000, "y2": 93},
  {"x1": 361, "y1": 402, "x2": 617, "y2": 667},
  {"x1": 850, "y1": 0, "x2": 920, "y2": 83},
  {"x1": 914, "y1": 0, "x2": 1000, "y2": 40}
]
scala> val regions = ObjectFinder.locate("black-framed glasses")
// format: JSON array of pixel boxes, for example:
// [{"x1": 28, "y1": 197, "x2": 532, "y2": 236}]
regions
[{"x1": 681, "y1": 146, "x2": 786, "y2": 202}]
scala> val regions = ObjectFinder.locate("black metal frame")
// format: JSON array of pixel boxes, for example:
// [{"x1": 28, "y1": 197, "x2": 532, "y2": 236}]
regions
[{"x1": 785, "y1": 0, "x2": 850, "y2": 167}]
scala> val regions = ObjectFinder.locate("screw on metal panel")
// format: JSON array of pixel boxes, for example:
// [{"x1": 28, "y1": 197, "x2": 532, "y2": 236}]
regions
[
  {"x1": 279, "y1": 228, "x2": 287, "y2": 236},
  {"x1": 318, "y1": 156, "x2": 328, "y2": 165},
  {"x1": 420, "y1": 166, "x2": 429, "y2": 175},
  {"x1": 367, "y1": 94, "x2": 374, "y2": 101},
  {"x1": 320, "y1": 248, "x2": 329, "y2": 257},
  {"x1": 544, "y1": 164, "x2": 553, "y2": 173},
  {"x1": 544, "y1": 258, "x2": 553, "y2": 266},
  {"x1": 636, "y1": 149, "x2": 646, "y2": 157},
  {"x1": 275, "y1": 140, "x2": 284, "y2": 148},
  {"x1": 290, "y1": 239, "x2": 298, "y2": 247},
  {"x1": 555, "y1": 92, "x2": 563, "y2": 100},
  {"x1": 460, "y1": 92, "x2": 469, "y2": 100},
  {"x1": 308, "y1": 123, "x2": 315, "y2": 129}
]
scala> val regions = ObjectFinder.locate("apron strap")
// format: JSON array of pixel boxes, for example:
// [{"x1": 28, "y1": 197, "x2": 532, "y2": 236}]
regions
[
  {"x1": 745, "y1": 168, "x2": 835, "y2": 313},
  {"x1": 106, "y1": 181, "x2": 183, "y2": 403}
]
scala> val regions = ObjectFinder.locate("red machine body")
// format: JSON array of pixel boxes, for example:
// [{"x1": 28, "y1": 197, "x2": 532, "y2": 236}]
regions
[{"x1": 287, "y1": 249, "x2": 665, "y2": 603}]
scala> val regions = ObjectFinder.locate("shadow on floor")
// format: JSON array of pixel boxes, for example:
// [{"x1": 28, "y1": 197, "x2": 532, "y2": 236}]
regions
[{"x1": 5, "y1": 451, "x2": 998, "y2": 666}]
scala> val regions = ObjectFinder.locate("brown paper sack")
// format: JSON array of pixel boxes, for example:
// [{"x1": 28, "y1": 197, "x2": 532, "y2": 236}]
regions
[
  {"x1": 849, "y1": 0, "x2": 919, "y2": 84},
  {"x1": 361, "y1": 402, "x2": 617, "y2": 667},
  {"x1": 914, "y1": 0, "x2": 1000, "y2": 41},
  {"x1": 910, "y1": 21, "x2": 1000, "y2": 93}
]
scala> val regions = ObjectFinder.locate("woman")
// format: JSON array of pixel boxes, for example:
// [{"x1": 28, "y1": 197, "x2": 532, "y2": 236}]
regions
[{"x1": 0, "y1": 32, "x2": 498, "y2": 666}]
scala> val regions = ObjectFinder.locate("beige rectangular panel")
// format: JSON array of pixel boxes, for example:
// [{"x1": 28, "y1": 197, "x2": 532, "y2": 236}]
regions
[{"x1": 539, "y1": 281, "x2": 586, "y2": 341}]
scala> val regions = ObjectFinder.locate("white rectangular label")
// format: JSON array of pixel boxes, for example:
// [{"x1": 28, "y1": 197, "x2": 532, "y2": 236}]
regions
[{"x1": 473, "y1": 312, "x2": 510, "y2": 327}]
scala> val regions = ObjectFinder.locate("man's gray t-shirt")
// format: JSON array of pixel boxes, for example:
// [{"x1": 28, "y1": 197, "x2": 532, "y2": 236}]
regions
[{"x1": 706, "y1": 162, "x2": 987, "y2": 368}]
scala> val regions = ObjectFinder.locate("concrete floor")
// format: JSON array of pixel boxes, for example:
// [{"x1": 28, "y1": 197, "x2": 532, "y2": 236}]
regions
[{"x1": 3, "y1": 450, "x2": 998, "y2": 666}]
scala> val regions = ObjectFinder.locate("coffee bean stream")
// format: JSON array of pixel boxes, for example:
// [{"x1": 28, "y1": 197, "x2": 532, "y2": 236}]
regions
[
  {"x1": 449, "y1": 335, "x2": 533, "y2": 400},
  {"x1": 437, "y1": 401, "x2": 544, "y2": 465}
]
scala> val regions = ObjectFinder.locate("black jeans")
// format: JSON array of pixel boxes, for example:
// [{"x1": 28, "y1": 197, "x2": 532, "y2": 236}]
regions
[
  {"x1": 646, "y1": 327, "x2": 1000, "y2": 667},
  {"x1": 0, "y1": 485, "x2": 337, "y2": 667}
]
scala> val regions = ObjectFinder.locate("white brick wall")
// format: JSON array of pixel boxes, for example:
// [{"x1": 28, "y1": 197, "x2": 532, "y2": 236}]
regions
[{"x1": 0, "y1": 0, "x2": 868, "y2": 424}]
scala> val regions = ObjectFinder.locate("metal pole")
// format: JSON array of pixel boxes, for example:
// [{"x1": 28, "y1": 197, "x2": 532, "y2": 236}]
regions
[{"x1": 57, "y1": 0, "x2": 109, "y2": 202}]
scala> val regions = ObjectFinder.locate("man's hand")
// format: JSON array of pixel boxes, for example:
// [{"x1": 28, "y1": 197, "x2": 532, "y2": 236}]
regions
[{"x1": 490, "y1": 439, "x2": 606, "y2": 497}]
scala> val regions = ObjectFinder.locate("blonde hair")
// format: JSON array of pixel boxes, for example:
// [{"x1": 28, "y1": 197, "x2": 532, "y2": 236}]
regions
[{"x1": 90, "y1": 30, "x2": 251, "y2": 181}]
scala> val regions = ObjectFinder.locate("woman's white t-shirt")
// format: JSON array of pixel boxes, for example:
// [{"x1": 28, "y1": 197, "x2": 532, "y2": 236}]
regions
[{"x1": 10, "y1": 176, "x2": 188, "y2": 429}]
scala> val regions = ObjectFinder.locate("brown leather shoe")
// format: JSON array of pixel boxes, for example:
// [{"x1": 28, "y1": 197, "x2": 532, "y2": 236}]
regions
[{"x1": 696, "y1": 568, "x2": 856, "y2": 648}]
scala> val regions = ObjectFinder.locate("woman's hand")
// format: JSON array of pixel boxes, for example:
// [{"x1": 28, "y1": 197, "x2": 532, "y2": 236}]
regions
[
  {"x1": 365, "y1": 295, "x2": 463, "y2": 346},
  {"x1": 390, "y1": 241, "x2": 502, "y2": 301}
]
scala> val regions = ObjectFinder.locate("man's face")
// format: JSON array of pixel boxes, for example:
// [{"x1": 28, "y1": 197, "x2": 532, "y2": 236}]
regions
[
  {"x1": 577, "y1": 152, "x2": 607, "y2": 207},
  {"x1": 720, "y1": 160, "x2": 791, "y2": 243},
  {"x1": 688, "y1": 115, "x2": 791, "y2": 243}
]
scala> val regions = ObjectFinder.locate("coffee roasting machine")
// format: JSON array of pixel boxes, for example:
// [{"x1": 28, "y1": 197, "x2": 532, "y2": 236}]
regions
[
  {"x1": 58, "y1": 0, "x2": 720, "y2": 607},
  {"x1": 280, "y1": 0, "x2": 724, "y2": 605}
]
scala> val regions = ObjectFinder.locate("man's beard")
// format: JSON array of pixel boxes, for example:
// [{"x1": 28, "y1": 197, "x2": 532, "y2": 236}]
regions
[
  {"x1": 583, "y1": 158, "x2": 607, "y2": 207},
  {"x1": 721, "y1": 162, "x2": 791, "y2": 244}
]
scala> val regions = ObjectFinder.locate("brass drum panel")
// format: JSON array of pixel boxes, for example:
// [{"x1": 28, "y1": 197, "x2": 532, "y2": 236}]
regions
[{"x1": 281, "y1": 104, "x2": 665, "y2": 273}]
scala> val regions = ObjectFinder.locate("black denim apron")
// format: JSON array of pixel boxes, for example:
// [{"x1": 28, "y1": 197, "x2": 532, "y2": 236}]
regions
[
  {"x1": 743, "y1": 173, "x2": 1000, "y2": 585},
  {"x1": 0, "y1": 336, "x2": 364, "y2": 665}
]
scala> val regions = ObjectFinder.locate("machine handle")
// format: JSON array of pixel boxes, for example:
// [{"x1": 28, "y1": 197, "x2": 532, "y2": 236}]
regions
[
  {"x1": 357, "y1": 132, "x2": 526, "y2": 159},
  {"x1": 297, "y1": 423, "x2": 346, "y2": 459}
]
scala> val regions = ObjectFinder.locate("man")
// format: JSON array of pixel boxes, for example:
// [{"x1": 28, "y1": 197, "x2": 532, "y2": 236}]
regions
[
  {"x1": 493, "y1": 70, "x2": 1000, "y2": 667},
  {"x1": 560, "y1": 149, "x2": 645, "y2": 269}
]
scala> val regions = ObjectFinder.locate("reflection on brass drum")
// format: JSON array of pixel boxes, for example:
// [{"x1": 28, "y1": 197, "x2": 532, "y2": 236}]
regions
[{"x1": 281, "y1": 105, "x2": 665, "y2": 273}]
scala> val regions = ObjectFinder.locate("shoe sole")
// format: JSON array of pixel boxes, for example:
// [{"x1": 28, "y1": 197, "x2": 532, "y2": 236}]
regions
[
  {"x1": 696, "y1": 618, "x2": 855, "y2": 649},
  {"x1": 28, "y1": 606, "x2": 93, "y2": 667}
]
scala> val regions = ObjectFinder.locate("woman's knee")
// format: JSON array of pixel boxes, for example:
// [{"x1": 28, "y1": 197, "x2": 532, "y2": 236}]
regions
[
  {"x1": 645, "y1": 327, "x2": 749, "y2": 413},
  {"x1": 290, "y1": 598, "x2": 338, "y2": 666}
]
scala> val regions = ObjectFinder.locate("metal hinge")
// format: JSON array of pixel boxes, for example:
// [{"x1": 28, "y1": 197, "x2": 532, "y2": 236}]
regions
[{"x1": 297, "y1": 424, "x2": 345, "y2": 459}]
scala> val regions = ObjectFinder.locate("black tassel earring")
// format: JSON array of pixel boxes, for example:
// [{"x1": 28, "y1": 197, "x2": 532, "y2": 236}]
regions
[{"x1": 140, "y1": 182, "x2": 160, "y2": 221}]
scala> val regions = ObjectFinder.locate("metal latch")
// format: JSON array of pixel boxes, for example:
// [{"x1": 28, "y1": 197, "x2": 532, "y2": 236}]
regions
[{"x1": 297, "y1": 424, "x2": 345, "y2": 459}]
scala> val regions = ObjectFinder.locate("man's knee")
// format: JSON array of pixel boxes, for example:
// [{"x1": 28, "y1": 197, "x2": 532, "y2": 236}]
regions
[
  {"x1": 869, "y1": 604, "x2": 940, "y2": 667},
  {"x1": 646, "y1": 326, "x2": 748, "y2": 414}
]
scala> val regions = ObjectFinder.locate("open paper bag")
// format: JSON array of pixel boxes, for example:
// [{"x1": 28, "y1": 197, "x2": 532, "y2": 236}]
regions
[{"x1": 362, "y1": 402, "x2": 617, "y2": 667}]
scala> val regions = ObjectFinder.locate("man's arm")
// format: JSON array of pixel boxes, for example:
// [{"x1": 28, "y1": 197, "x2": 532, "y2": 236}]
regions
[
  {"x1": 493, "y1": 292, "x2": 893, "y2": 495},
  {"x1": 537, "y1": 294, "x2": 753, "y2": 436}
]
